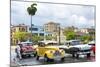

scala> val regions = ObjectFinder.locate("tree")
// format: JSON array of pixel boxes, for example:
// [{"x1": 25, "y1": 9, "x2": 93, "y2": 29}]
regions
[
  {"x1": 45, "y1": 35, "x2": 53, "y2": 40},
  {"x1": 64, "y1": 29, "x2": 76, "y2": 40},
  {"x1": 80, "y1": 35, "x2": 93, "y2": 44},
  {"x1": 13, "y1": 32, "x2": 31, "y2": 42},
  {"x1": 27, "y1": 3, "x2": 37, "y2": 41},
  {"x1": 32, "y1": 35, "x2": 44, "y2": 43}
]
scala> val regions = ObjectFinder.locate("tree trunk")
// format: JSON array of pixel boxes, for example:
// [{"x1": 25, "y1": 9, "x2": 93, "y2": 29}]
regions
[{"x1": 30, "y1": 16, "x2": 32, "y2": 42}]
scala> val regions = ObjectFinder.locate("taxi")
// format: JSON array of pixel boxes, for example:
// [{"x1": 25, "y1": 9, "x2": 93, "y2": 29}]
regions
[{"x1": 35, "y1": 41, "x2": 65, "y2": 62}]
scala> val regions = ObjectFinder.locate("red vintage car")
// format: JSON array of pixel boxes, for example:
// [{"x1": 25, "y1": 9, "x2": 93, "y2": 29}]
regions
[
  {"x1": 88, "y1": 41, "x2": 95, "y2": 54},
  {"x1": 16, "y1": 41, "x2": 37, "y2": 58}
]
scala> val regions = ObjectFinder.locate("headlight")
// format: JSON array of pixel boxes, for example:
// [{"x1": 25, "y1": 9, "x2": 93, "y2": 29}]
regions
[
  {"x1": 50, "y1": 51, "x2": 53, "y2": 53},
  {"x1": 60, "y1": 49, "x2": 64, "y2": 53}
]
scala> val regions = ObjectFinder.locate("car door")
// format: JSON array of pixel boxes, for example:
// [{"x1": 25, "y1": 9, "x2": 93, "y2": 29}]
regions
[{"x1": 37, "y1": 42, "x2": 45, "y2": 56}]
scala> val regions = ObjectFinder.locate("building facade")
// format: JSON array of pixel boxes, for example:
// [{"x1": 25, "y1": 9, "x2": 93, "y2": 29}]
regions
[
  {"x1": 11, "y1": 24, "x2": 28, "y2": 45},
  {"x1": 44, "y1": 22, "x2": 60, "y2": 33}
]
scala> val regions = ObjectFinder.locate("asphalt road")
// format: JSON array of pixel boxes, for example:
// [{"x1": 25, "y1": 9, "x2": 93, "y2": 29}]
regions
[{"x1": 11, "y1": 46, "x2": 95, "y2": 67}]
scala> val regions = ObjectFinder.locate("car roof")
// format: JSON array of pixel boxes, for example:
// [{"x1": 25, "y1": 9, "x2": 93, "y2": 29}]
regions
[
  {"x1": 39, "y1": 40, "x2": 58, "y2": 44},
  {"x1": 65, "y1": 40, "x2": 80, "y2": 43}
]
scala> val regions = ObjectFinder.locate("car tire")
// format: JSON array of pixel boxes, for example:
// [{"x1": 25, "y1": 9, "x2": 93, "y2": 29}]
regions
[
  {"x1": 21, "y1": 54, "x2": 25, "y2": 59},
  {"x1": 34, "y1": 52, "x2": 37, "y2": 57},
  {"x1": 76, "y1": 54, "x2": 79, "y2": 58},
  {"x1": 87, "y1": 53, "x2": 91, "y2": 58},
  {"x1": 61, "y1": 57, "x2": 65, "y2": 61},
  {"x1": 36, "y1": 55, "x2": 39, "y2": 60},
  {"x1": 72, "y1": 53, "x2": 75, "y2": 57},
  {"x1": 44, "y1": 54, "x2": 49, "y2": 62}
]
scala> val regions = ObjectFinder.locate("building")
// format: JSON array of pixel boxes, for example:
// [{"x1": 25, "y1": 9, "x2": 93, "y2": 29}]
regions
[
  {"x1": 11, "y1": 24, "x2": 27, "y2": 32},
  {"x1": 44, "y1": 22, "x2": 60, "y2": 33},
  {"x1": 27, "y1": 25, "x2": 45, "y2": 36},
  {"x1": 11, "y1": 24, "x2": 28, "y2": 45},
  {"x1": 27, "y1": 24, "x2": 53, "y2": 41},
  {"x1": 44, "y1": 22, "x2": 66, "y2": 43}
]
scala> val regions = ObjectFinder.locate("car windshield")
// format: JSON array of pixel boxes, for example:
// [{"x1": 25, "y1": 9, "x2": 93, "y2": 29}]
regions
[
  {"x1": 47, "y1": 43, "x2": 58, "y2": 46},
  {"x1": 22, "y1": 43, "x2": 32, "y2": 46},
  {"x1": 65, "y1": 41, "x2": 81, "y2": 46}
]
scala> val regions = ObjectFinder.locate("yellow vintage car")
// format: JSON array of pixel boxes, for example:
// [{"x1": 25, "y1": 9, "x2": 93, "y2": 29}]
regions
[{"x1": 35, "y1": 41, "x2": 65, "y2": 62}]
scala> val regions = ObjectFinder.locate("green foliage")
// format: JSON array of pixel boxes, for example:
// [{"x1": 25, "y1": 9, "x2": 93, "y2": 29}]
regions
[
  {"x1": 27, "y1": 3, "x2": 37, "y2": 16},
  {"x1": 32, "y1": 35, "x2": 44, "y2": 42},
  {"x1": 45, "y1": 35, "x2": 56, "y2": 40},
  {"x1": 80, "y1": 35, "x2": 93, "y2": 44},
  {"x1": 13, "y1": 32, "x2": 31, "y2": 42},
  {"x1": 64, "y1": 29, "x2": 76, "y2": 40}
]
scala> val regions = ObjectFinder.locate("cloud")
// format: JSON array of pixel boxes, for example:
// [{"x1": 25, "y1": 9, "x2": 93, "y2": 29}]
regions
[{"x1": 11, "y1": 1, "x2": 95, "y2": 28}]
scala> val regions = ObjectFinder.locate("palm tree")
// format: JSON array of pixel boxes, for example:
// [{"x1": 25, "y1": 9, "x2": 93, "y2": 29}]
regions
[{"x1": 27, "y1": 3, "x2": 37, "y2": 41}]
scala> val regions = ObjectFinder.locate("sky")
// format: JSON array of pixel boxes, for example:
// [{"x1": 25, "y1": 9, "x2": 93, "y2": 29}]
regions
[{"x1": 11, "y1": 0, "x2": 96, "y2": 28}]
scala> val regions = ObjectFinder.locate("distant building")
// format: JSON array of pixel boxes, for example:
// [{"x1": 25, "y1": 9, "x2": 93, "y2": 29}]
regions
[
  {"x1": 11, "y1": 24, "x2": 28, "y2": 45},
  {"x1": 44, "y1": 22, "x2": 66, "y2": 43},
  {"x1": 27, "y1": 25, "x2": 45, "y2": 36},
  {"x1": 44, "y1": 22, "x2": 60, "y2": 33},
  {"x1": 27, "y1": 24, "x2": 53, "y2": 41}
]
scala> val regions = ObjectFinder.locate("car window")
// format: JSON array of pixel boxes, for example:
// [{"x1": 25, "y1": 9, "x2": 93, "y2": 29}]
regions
[
  {"x1": 71, "y1": 41, "x2": 80, "y2": 45},
  {"x1": 38, "y1": 42, "x2": 45, "y2": 47},
  {"x1": 22, "y1": 43, "x2": 32, "y2": 46},
  {"x1": 65, "y1": 41, "x2": 80, "y2": 46},
  {"x1": 88, "y1": 44, "x2": 95, "y2": 46},
  {"x1": 47, "y1": 43, "x2": 58, "y2": 45}
]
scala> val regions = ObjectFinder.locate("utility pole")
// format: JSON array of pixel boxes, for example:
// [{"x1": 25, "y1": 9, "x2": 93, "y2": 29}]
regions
[
  {"x1": 30, "y1": 15, "x2": 32, "y2": 42},
  {"x1": 58, "y1": 25, "x2": 60, "y2": 45}
]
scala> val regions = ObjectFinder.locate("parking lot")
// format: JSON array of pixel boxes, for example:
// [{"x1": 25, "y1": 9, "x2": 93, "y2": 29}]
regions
[{"x1": 11, "y1": 46, "x2": 95, "y2": 67}]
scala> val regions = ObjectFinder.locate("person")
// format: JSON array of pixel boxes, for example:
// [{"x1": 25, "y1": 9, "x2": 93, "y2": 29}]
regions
[{"x1": 16, "y1": 43, "x2": 22, "y2": 60}]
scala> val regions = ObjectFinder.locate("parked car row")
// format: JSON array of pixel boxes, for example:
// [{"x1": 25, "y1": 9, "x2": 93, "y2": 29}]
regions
[
  {"x1": 15, "y1": 40, "x2": 95, "y2": 62},
  {"x1": 58, "y1": 40, "x2": 93, "y2": 58}
]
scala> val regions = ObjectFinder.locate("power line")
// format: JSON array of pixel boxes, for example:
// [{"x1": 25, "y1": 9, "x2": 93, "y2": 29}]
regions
[{"x1": 11, "y1": 0, "x2": 95, "y2": 7}]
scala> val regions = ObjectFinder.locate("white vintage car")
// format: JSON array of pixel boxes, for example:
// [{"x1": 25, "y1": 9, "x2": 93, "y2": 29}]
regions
[{"x1": 58, "y1": 40, "x2": 92, "y2": 58}]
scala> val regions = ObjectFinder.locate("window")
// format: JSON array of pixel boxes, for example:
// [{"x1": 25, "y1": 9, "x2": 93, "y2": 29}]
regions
[
  {"x1": 39, "y1": 33, "x2": 44, "y2": 36},
  {"x1": 29, "y1": 27, "x2": 38, "y2": 31}
]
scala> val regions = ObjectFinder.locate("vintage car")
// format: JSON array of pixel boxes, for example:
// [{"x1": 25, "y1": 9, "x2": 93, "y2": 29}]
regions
[
  {"x1": 58, "y1": 40, "x2": 92, "y2": 58},
  {"x1": 16, "y1": 41, "x2": 36, "y2": 58},
  {"x1": 88, "y1": 41, "x2": 95, "y2": 54},
  {"x1": 35, "y1": 41, "x2": 65, "y2": 62}
]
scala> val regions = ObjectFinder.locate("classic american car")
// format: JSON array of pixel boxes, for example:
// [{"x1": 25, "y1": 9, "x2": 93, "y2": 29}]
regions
[
  {"x1": 15, "y1": 41, "x2": 36, "y2": 58},
  {"x1": 35, "y1": 41, "x2": 65, "y2": 62},
  {"x1": 58, "y1": 40, "x2": 92, "y2": 58}
]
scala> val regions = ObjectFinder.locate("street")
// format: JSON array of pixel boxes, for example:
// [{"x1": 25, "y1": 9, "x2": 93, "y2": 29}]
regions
[{"x1": 11, "y1": 46, "x2": 95, "y2": 67}]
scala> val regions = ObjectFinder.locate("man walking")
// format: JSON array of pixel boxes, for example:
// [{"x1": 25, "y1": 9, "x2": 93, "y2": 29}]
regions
[{"x1": 15, "y1": 43, "x2": 22, "y2": 60}]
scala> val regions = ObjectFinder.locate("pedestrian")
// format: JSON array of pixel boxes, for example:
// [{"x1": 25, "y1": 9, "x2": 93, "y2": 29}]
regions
[{"x1": 16, "y1": 43, "x2": 22, "y2": 60}]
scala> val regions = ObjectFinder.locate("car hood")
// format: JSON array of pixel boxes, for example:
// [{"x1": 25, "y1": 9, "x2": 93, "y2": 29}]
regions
[{"x1": 45, "y1": 46, "x2": 59, "y2": 50}]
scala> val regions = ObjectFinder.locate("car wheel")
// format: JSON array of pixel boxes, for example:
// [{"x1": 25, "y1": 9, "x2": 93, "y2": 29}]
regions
[
  {"x1": 34, "y1": 52, "x2": 37, "y2": 57},
  {"x1": 61, "y1": 57, "x2": 65, "y2": 61},
  {"x1": 44, "y1": 54, "x2": 49, "y2": 62},
  {"x1": 36, "y1": 55, "x2": 39, "y2": 60},
  {"x1": 21, "y1": 54, "x2": 25, "y2": 59},
  {"x1": 72, "y1": 53, "x2": 75, "y2": 57},
  {"x1": 76, "y1": 54, "x2": 79, "y2": 58},
  {"x1": 87, "y1": 53, "x2": 91, "y2": 58}
]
